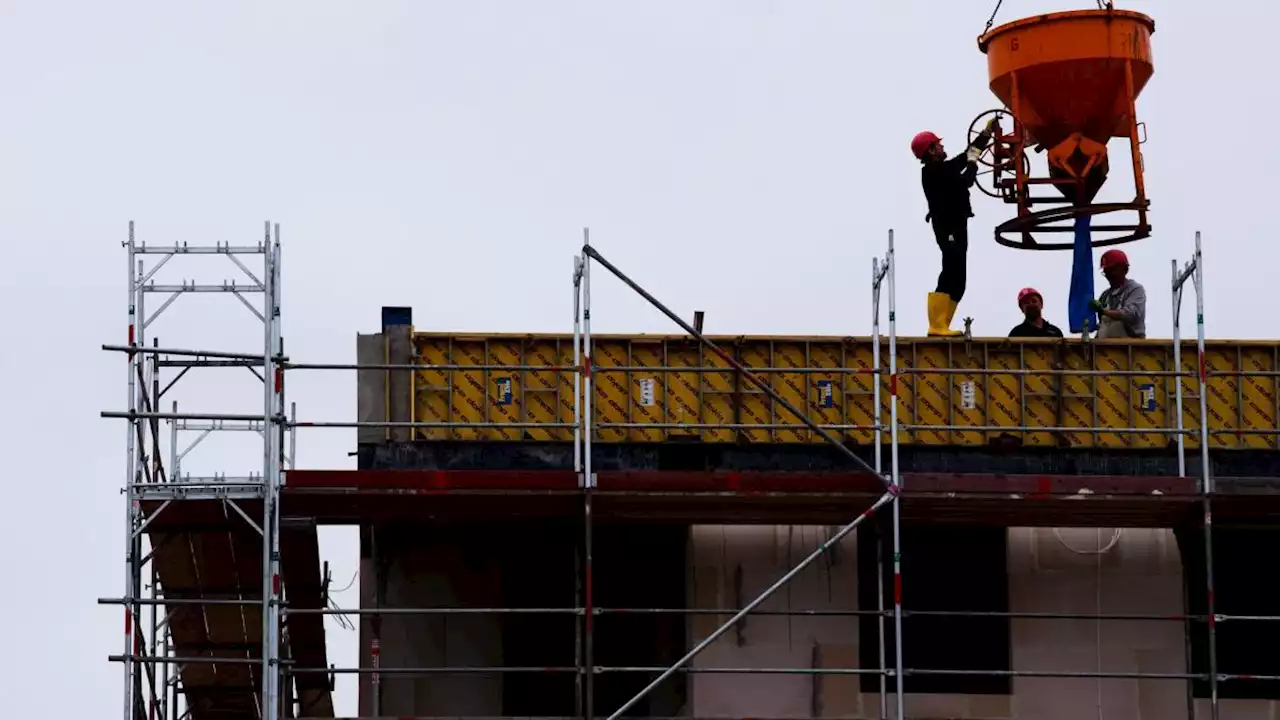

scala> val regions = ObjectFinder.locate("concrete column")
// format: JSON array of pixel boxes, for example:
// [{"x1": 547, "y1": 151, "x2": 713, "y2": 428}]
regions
[{"x1": 356, "y1": 306, "x2": 414, "y2": 446}]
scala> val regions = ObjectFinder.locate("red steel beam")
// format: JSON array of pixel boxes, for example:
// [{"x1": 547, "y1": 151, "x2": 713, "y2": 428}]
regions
[{"x1": 284, "y1": 469, "x2": 1199, "y2": 497}]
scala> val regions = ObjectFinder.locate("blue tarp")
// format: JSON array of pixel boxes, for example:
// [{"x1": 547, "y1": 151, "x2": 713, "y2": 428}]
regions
[{"x1": 1068, "y1": 215, "x2": 1098, "y2": 334}]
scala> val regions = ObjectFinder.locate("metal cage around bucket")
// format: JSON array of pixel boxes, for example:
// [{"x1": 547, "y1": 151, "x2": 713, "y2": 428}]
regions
[{"x1": 975, "y1": 8, "x2": 1156, "y2": 250}]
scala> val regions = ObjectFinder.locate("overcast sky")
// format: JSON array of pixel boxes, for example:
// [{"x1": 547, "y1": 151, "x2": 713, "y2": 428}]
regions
[{"x1": 1, "y1": 0, "x2": 1276, "y2": 716}]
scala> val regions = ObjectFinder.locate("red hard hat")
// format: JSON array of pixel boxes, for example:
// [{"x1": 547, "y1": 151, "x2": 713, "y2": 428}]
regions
[
  {"x1": 1100, "y1": 249, "x2": 1129, "y2": 269},
  {"x1": 911, "y1": 131, "x2": 941, "y2": 160},
  {"x1": 1017, "y1": 287, "x2": 1042, "y2": 306}
]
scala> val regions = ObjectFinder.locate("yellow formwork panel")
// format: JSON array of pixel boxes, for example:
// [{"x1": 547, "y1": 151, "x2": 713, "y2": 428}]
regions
[
  {"x1": 407, "y1": 334, "x2": 1280, "y2": 451},
  {"x1": 412, "y1": 335, "x2": 576, "y2": 442}
]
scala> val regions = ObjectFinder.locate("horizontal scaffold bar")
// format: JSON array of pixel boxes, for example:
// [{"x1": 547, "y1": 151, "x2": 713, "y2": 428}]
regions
[{"x1": 102, "y1": 344, "x2": 277, "y2": 362}]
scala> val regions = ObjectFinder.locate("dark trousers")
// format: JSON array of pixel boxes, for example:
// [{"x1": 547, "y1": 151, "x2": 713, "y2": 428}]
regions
[{"x1": 931, "y1": 221, "x2": 968, "y2": 303}]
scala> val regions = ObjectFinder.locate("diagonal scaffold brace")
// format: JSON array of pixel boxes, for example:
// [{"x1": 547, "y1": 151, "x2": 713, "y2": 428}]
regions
[
  {"x1": 581, "y1": 245, "x2": 893, "y2": 488},
  {"x1": 580, "y1": 241, "x2": 901, "y2": 720}
]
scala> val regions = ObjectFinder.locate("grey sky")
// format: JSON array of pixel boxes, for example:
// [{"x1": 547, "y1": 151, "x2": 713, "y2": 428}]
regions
[{"x1": 1, "y1": 0, "x2": 1275, "y2": 715}]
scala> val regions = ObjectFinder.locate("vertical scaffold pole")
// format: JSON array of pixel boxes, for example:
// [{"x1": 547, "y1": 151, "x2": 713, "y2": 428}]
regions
[
  {"x1": 273, "y1": 227, "x2": 285, "y2": 719},
  {"x1": 887, "y1": 229, "x2": 905, "y2": 720},
  {"x1": 123, "y1": 222, "x2": 139, "y2": 720},
  {"x1": 1193, "y1": 232, "x2": 1218, "y2": 720},
  {"x1": 1174, "y1": 232, "x2": 1215, "y2": 720},
  {"x1": 261, "y1": 222, "x2": 275, "y2": 718},
  {"x1": 581, "y1": 228, "x2": 596, "y2": 720},
  {"x1": 872, "y1": 253, "x2": 888, "y2": 720},
  {"x1": 149, "y1": 560, "x2": 160, "y2": 720},
  {"x1": 1193, "y1": 231, "x2": 1209, "y2": 490},
  {"x1": 873, "y1": 255, "x2": 884, "y2": 490},
  {"x1": 290, "y1": 402, "x2": 298, "y2": 471},
  {"x1": 261, "y1": 224, "x2": 284, "y2": 720},
  {"x1": 133, "y1": 246, "x2": 149, "y2": 718},
  {"x1": 574, "y1": 254, "x2": 585, "y2": 478},
  {"x1": 572, "y1": 252, "x2": 585, "y2": 718},
  {"x1": 1172, "y1": 258, "x2": 1186, "y2": 477},
  {"x1": 260, "y1": 223, "x2": 272, "y2": 718}
]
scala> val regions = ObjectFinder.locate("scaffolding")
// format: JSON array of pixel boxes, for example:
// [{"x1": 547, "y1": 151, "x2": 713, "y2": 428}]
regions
[
  {"x1": 101, "y1": 222, "x2": 287, "y2": 720},
  {"x1": 102, "y1": 223, "x2": 1280, "y2": 720}
]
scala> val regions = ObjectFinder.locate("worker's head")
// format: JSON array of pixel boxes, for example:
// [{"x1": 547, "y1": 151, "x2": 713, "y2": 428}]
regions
[
  {"x1": 911, "y1": 131, "x2": 944, "y2": 162},
  {"x1": 1099, "y1": 249, "x2": 1130, "y2": 286},
  {"x1": 1017, "y1": 287, "x2": 1043, "y2": 320}
]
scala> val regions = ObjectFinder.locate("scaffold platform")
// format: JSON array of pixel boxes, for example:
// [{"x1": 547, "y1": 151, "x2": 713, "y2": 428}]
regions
[{"x1": 142, "y1": 505, "x2": 333, "y2": 719}]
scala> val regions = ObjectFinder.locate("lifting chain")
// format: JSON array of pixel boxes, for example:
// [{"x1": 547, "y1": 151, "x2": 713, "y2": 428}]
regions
[
  {"x1": 981, "y1": 0, "x2": 1003, "y2": 37},
  {"x1": 984, "y1": 1, "x2": 1114, "y2": 37}
]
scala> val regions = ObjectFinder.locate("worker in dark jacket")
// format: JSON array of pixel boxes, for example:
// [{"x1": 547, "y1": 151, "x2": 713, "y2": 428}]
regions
[
  {"x1": 912, "y1": 118, "x2": 998, "y2": 336},
  {"x1": 1009, "y1": 287, "x2": 1064, "y2": 338}
]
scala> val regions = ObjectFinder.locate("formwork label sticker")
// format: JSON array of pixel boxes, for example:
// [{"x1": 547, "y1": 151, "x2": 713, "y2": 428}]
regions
[
  {"x1": 817, "y1": 380, "x2": 835, "y2": 409},
  {"x1": 960, "y1": 381, "x2": 976, "y2": 411},
  {"x1": 1139, "y1": 383, "x2": 1157, "y2": 413},
  {"x1": 495, "y1": 377, "x2": 513, "y2": 406},
  {"x1": 638, "y1": 378, "x2": 656, "y2": 407}
]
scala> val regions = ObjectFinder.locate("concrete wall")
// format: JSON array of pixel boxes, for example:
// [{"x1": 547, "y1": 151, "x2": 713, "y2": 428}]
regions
[
  {"x1": 357, "y1": 522, "x2": 678, "y2": 718},
  {"x1": 688, "y1": 525, "x2": 1275, "y2": 720},
  {"x1": 359, "y1": 523, "x2": 1276, "y2": 719},
  {"x1": 357, "y1": 525, "x2": 505, "y2": 718}
]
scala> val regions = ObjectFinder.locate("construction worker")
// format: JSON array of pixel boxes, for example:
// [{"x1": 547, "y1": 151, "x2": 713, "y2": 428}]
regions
[
  {"x1": 1089, "y1": 249, "x2": 1147, "y2": 339},
  {"x1": 912, "y1": 117, "x2": 998, "y2": 336},
  {"x1": 1009, "y1": 287, "x2": 1064, "y2": 338}
]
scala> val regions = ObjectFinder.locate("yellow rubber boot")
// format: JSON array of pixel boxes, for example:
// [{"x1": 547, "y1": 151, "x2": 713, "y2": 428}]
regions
[
  {"x1": 945, "y1": 297, "x2": 964, "y2": 333},
  {"x1": 927, "y1": 292, "x2": 962, "y2": 337}
]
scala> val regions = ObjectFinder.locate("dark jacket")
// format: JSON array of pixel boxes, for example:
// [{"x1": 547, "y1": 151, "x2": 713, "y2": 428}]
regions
[
  {"x1": 921, "y1": 131, "x2": 991, "y2": 226},
  {"x1": 1009, "y1": 319, "x2": 1065, "y2": 338}
]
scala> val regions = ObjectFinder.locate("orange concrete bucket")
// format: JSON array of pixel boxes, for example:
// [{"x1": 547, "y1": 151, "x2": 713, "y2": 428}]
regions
[{"x1": 978, "y1": 9, "x2": 1155, "y2": 151}]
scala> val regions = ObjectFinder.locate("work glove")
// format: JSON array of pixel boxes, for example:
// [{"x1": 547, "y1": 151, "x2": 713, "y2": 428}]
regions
[
  {"x1": 1088, "y1": 298, "x2": 1104, "y2": 313},
  {"x1": 986, "y1": 116, "x2": 1000, "y2": 132},
  {"x1": 965, "y1": 145, "x2": 983, "y2": 163}
]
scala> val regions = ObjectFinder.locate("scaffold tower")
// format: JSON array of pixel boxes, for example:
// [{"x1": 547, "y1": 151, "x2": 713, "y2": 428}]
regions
[
  {"x1": 104, "y1": 223, "x2": 1280, "y2": 720},
  {"x1": 103, "y1": 221, "x2": 286, "y2": 720}
]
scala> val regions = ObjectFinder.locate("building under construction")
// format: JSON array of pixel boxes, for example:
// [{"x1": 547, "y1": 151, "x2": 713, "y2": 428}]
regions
[{"x1": 102, "y1": 7, "x2": 1280, "y2": 720}]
